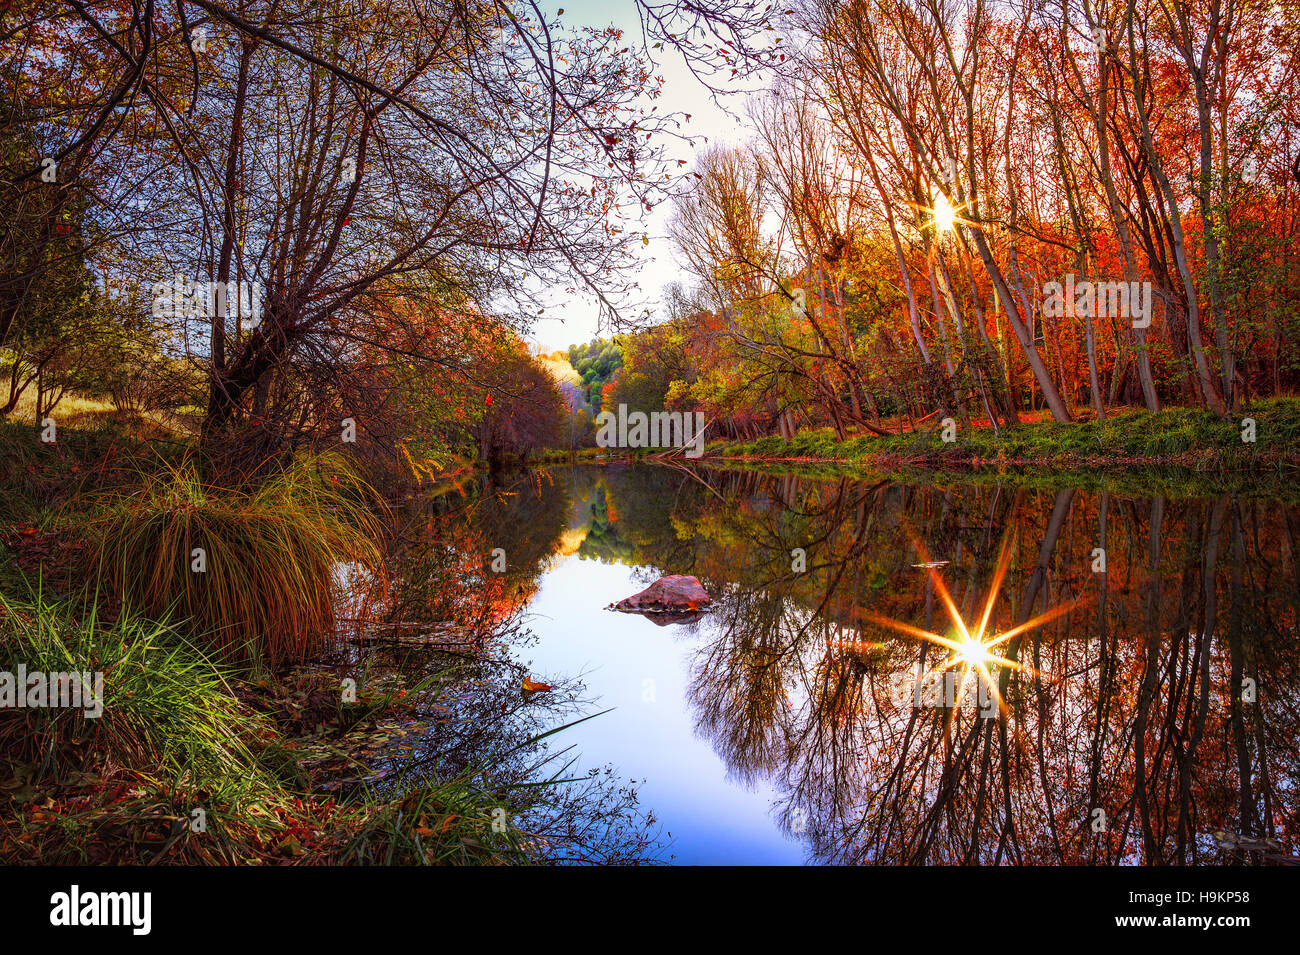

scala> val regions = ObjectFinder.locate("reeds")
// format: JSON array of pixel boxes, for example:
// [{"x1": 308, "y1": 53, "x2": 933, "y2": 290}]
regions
[{"x1": 91, "y1": 453, "x2": 387, "y2": 666}]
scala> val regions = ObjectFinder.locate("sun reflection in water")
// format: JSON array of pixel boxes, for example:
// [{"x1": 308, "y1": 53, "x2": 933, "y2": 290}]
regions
[{"x1": 862, "y1": 534, "x2": 1087, "y2": 717}]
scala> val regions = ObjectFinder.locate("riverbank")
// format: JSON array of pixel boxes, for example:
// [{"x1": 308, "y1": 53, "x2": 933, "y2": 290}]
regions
[
  {"x1": 703, "y1": 398, "x2": 1300, "y2": 474},
  {"x1": 0, "y1": 422, "x2": 658, "y2": 865}
]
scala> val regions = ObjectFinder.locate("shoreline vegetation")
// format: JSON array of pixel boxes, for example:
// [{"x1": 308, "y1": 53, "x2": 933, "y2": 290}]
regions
[
  {"x1": 540, "y1": 397, "x2": 1300, "y2": 476},
  {"x1": 0, "y1": 415, "x2": 663, "y2": 866},
  {"x1": 3, "y1": 394, "x2": 1297, "y2": 866}
]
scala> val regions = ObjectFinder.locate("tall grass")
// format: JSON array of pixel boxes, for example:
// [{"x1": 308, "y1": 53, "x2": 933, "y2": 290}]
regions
[
  {"x1": 0, "y1": 591, "x2": 295, "y2": 808},
  {"x1": 0, "y1": 591, "x2": 660, "y2": 865},
  {"x1": 91, "y1": 453, "x2": 387, "y2": 666},
  {"x1": 339, "y1": 774, "x2": 538, "y2": 865}
]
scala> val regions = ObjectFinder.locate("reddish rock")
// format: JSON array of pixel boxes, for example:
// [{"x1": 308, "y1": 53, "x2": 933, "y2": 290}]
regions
[{"x1": 609, "y1": 575, "x2": 712, "y2": 614}]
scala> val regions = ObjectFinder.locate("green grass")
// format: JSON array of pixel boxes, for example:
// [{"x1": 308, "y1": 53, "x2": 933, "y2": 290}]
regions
[
  {"x1": 707, "y1": 397, "x2": 1300, "y2": 471},
  {"x1": 339, "y1": 772, "x2": 540, "y2": 865},
  {"x1": 536, "y1": 446, "x2": 640, "y2": 464},
  {"x1": 0, "y1": 590, "x2": 307, "y2": 861},
  {"x1": 0, "y1": 591, "x2": 614, "y2": 865},
  {"x1": 0, "y1": 591, "x2": 295, "y2": 801}
]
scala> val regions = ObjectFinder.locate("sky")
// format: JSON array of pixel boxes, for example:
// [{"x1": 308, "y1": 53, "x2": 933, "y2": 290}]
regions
[{"x1": 524, "y1": 0, "x2": 749, "y2": 355}]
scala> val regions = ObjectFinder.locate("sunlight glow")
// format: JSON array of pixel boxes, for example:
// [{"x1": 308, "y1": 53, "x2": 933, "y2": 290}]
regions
[
  {"x1": 932, "y1": 191, "x2": 957, "y2": 235},
  {"x1": 953, "y1": 632, "x2": 995, "y2": 668},
  {"x1": 862, "y1": 533, "x2": 1089, "y2": 718},
  {"x1": 920, "y1": 187, "x2": 975, "y2": 238}
]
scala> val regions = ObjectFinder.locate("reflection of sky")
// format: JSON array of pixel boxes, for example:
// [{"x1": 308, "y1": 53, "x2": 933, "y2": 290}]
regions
[{"x1": 521, "y1": 554, "x2": 805, "y2": 865}]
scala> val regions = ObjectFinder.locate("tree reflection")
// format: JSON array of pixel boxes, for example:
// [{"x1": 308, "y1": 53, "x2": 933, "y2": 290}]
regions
[
  {"x1": 420, "y1": 463, "x2": 1300, "y2": 865},
  {"x1": 588, "y1": 466, "x2": 1300, "y2": 864}
]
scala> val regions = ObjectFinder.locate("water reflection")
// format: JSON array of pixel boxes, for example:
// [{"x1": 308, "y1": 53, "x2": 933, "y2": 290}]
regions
[{"x1": 418, "y1": 464, "x2": 1300, "y2": 865}]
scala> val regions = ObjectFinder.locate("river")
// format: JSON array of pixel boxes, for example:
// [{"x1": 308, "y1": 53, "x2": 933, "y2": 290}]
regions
[{"x1": 373, "y1": 462, "x2": 1300, "y2": 865}]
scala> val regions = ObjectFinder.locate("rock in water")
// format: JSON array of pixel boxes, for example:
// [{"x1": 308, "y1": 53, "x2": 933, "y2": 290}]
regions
[{"x1": 609, "y1": 575, "x2": 712, "y2": 614}]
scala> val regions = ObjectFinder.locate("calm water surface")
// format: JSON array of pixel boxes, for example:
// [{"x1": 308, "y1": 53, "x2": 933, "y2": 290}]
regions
[{"x1": 400, "y1": 463, "x2": 1300, "y2": 865}]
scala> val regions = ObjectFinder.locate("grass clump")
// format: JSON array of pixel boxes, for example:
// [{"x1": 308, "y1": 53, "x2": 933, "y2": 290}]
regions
[
  {"x1": 339, "y1": 774, "x2": 539, "y2": 865},
  {"x1": 0, "y1": 592, "x2": 295, "y2": 802},
  {"x1": 0, "y1": 592, "x2": 566, "y2": 865},
  {"x1": 91, "y1": 453, "x2": 387, "y2": 666},
  {"x1": 0, "y1": 591, "x2": 306, "y2": 861}
]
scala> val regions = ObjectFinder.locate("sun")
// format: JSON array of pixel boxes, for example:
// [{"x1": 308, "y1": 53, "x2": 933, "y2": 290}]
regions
[
  {"x1": 922, "y1": 187, "x2": 973, "y2": 237},
  {"x1": 952, "y1": 632, "x2": 995, "y2": 668},
  {"x1": 932, "y1": 191, "x2": 957, "y2": 235}
]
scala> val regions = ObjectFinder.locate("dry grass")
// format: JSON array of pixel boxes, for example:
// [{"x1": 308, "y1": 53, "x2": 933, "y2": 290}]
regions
[
  {"x1": 7, "y1": 390, "x2": 192, "y2": 439},
  {"x1": 8, "y1": 392, "x2": 115, "y2": 425},
  {"x1": 90, "y1": 453, "x2": 389, "y2": 666}
]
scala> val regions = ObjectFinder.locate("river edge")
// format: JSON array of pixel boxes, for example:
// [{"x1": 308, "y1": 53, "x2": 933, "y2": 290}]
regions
[{"x1": 540, "y1": 399, "x2": 1300, "y2": 490}]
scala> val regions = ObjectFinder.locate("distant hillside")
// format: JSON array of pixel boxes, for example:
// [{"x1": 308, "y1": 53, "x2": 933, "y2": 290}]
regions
[
  {"x1": 566, "y1": 339, "x2": 623, "y2": 412},
  {"x1": 537, "y1": 350, "x2": 582, "y2": 387},
  {"x1": 536, "y1": 351, "x2": 586, "y2": 413}
]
